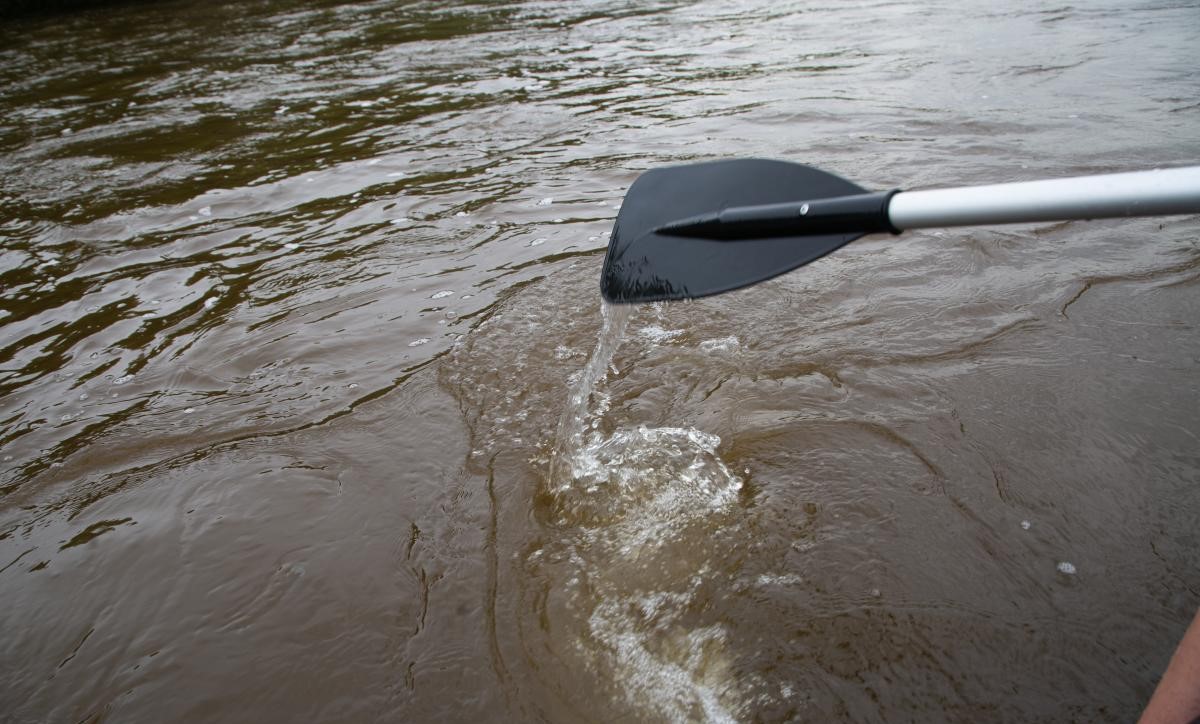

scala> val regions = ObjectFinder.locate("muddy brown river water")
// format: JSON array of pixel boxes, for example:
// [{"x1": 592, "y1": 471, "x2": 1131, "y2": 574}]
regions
[{"x1": 2, "y1": 0, "x2": 1199, "y2": 721}]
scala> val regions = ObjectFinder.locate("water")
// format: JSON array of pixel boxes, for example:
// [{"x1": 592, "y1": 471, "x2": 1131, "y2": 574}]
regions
[
  {"x1": 2, "y1": 0, "x2": 1200, "y2": 721},
  {"x1": 546, "y1": 303, "x2": 745, "y2": 719}
]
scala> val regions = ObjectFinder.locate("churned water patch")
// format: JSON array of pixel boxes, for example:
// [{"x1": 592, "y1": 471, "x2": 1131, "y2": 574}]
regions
[
  {"x1": 699, "y1": 336, "x2": 739, "y2": 353},
  {"x1": 639, "y1": 324, "x2": 684, "y2": 344},
  {"x1": 542, "y1": 301, "x2": 748, "y2": 721}
]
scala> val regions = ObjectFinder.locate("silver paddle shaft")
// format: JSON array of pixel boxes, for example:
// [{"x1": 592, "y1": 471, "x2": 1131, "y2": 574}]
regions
[{"x1": 887, "y1": 166, "x2": 1200, "y2": 231}]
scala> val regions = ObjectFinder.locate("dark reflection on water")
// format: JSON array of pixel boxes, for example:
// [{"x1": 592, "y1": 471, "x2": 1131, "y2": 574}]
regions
[{"x1": 1, "y1": 0, "x2": 1199, "y2": 722}]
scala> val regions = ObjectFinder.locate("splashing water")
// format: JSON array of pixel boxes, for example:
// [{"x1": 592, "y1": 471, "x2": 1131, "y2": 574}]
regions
[
  {"x1": 544, "y1": 302, "x2": 747, "y2": 722},
  {"x1": 549, "y1": 301, "x2": 633, "y2": 487}
]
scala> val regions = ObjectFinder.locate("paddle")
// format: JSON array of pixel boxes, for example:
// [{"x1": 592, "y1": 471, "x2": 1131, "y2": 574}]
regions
[{"x1": 600, "y1": 159, "x2": 1200, "y2": 303}]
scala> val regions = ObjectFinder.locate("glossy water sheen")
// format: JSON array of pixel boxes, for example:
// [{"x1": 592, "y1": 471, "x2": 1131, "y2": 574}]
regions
[{"x1": 1, "y1": 1, "x2": 1199, "y2": 722}]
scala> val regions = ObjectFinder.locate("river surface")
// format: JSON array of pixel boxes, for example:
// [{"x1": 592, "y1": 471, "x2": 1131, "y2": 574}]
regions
[{"x1": 2, "y1": 0, "x2": 1199, "y2": 721}]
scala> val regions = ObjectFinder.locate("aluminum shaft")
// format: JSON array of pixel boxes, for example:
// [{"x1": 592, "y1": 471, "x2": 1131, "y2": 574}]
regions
[{"x1": 887, "y1": 166, "x2": 1200, "y2": 231}]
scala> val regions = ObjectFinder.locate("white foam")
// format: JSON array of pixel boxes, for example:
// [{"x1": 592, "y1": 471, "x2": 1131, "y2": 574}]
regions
[
  {"x1": 408, "y1": 338, "x2": 430, "y2": 347},
  {"x1": 589, "y1": 602, "x2": 739, "y2": 724},
  {"x1": 430, "y1": 290, "x2": 454, "y2": 299},
  {"x1": 699, "y1": 336, "x2": 739, "y2": 353},
  {"x1": 1057, "y1": 561, "x2": 1077, "y2": 575},
  {"x1": 538, "y1": 197, "x2": 554, "y2": 206},
  {"x1": 639, "y1": 325, "x2": 683, "y2": 343},
  {"x1": 754, "y1": 573, "x2": 804, "y2": 587}
]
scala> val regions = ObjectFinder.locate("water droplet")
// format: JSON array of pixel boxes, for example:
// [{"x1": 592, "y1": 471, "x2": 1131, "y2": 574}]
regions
[
  {"x1": 538, "y1": 197, "x2": 554, "y2": 206},
  {"x1": 529, "y1": 238, "x2": 547, "y2": 247},
  {"x1": 184, "y1": 408, "x2": 195, "y2": 414},
  {"x1": 1056, "y1": 561, "x2": 1076, "y2": 575},
  {"x1": 204, "y1": 298, "x2": 218, "y2": 309},
  {"x1": 390, "y1": 217, "x2": 410, "y2": 225},
  {"x1": 431, "y1": 290, "x2": 454, "y2": 299},
  {"x1": 408, "y1": 338, "x2": 430, "y2": 347},
  {"x1": 455, "y1": 211, "x2": 469, "y2": 217},
  {"x1": 78, "y1": 393, "x2": 88, "y2": 401},
  {"x1": 284, "y1": 243, "x2": 299, "y2": 250},
  {"x1": 113, "y1": 375, "x2": 133, "y2": 385},
  {"x1": 1020, "y1": 520, "x2": 1031, "y2": 530},
  {"x1": 198, "y1": 206, "x2": 212, "y2": 217}
]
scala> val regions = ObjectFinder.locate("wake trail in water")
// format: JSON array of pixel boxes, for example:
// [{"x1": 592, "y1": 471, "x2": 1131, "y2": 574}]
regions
[{"x1": 544, "y1": 301, "x2": 748, "y2": 723}]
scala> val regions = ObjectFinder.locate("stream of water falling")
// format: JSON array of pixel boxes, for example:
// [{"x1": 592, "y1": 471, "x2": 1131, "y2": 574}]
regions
[
  {"x1": 543, "y1": 302, "x2": 751, "y2": 721},
  {"x1": 549, "y1": 302, "x2": 632, "y2": 488}
]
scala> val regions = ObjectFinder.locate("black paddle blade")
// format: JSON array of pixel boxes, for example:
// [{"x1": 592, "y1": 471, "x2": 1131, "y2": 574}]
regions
[{"x1": 601, "y1": 159, "x2": 869, "y2": 303}]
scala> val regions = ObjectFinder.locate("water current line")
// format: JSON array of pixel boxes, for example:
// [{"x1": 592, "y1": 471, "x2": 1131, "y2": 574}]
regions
[{"x1": 549, "y1": 301, "x2": 633, "y2": 488}]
